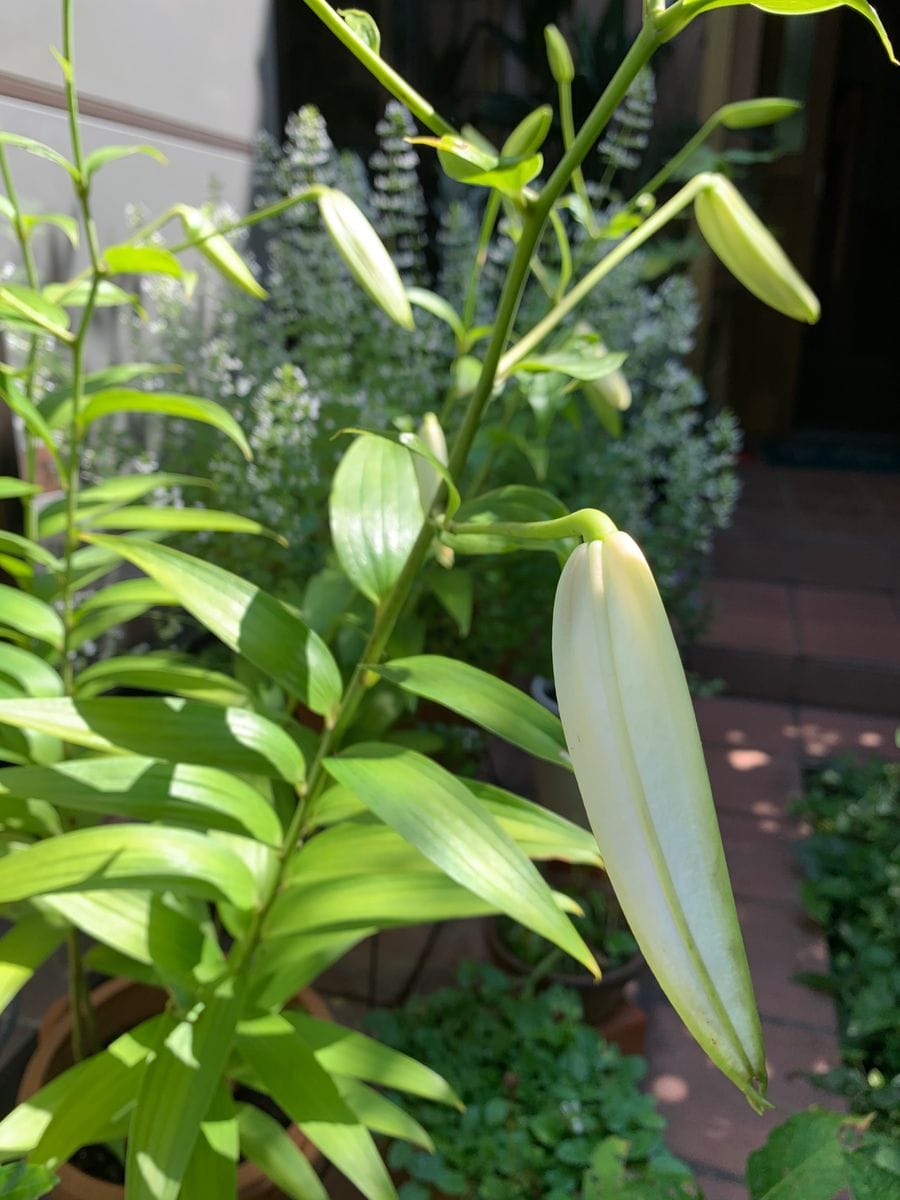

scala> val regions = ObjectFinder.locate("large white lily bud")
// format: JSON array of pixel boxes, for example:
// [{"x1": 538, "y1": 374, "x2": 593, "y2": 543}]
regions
[{"x1": 552, "y1": 532, "x2": 768, "y2": 1110}]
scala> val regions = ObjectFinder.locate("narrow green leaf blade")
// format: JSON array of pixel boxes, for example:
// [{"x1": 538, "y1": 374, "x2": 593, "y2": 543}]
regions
[
  {"x1": 81, "y1": 505, "x2": 283, "y2": 540},
  {"x1": 0, "y1": 697, "x2": 305, "y2": 782},
  {"x1": 323, "y1": 744, "x2": 597, "y2": 975},
  {"x1": 103, "y1": 244, "x2": 183, "y2": 278},
  {"x1": 0, "y1": 1162, "x2": 57, "y2": 1199},
  {"x1": 374, "y1": 655, "x2": 569, "y2": 767},
  {"x1": 0, "y1": 825, "x2": 257, "y2": 908},
  {"x1": 80, "y1": 388, "x2": 251, "y2": 459},
  {"x1": 0, "y1": 645, "x2": 63, "y2": 697},
  {"x1": 467, "y1": 778, "x2": 602, "y2": 866},
  {"x1": 84, "y1": 537, "x2": 343, "y2": 718},
  {"x1": 0, "y1": 585, "x2": 64, "y2": 648},
  {"x1": 335, "y1": 1077, "x2": 433, "y2": 1150},
  {"x1": 75, "y1": 654, "x2": 249, "y2": 705},
  {"x1": 82, "y1": 143, "x2": 167, "y2": 180},
  {"x1": 176, "y1": 1084, "x2": 238, "y2": 1200},
  {"x1": 175, "y1": 204, "x2": 267, "y2": 298},
  {"x1": 236, "y1": 1104, "x2": 328, "y2": 1200},
  {"x1": 0, "y1": 478, "x2": 41, "y2": 500},
  {"x1": 0, "y1": 917, "x2": 66, "y2": 1016}
]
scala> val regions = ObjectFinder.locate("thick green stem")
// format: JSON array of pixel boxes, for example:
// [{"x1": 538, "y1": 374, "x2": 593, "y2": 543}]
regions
[
  {"x1": 449, "y1": 507, "x2": 618, "y2": 546},
  {"x1": 497, "y1": 175, "x2": 706, "y2": 380},
  {"x1": 635, "y1": 114, "x2": 717, "y2": 200},
  {"x1": 226, "y1": 16, "x2": 661, "y2": 981}
]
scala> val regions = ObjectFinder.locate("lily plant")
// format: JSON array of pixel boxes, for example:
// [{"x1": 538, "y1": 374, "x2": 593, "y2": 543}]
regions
[{"x1": 0, "y1": 0, "x2": 894, "y2": 1197}]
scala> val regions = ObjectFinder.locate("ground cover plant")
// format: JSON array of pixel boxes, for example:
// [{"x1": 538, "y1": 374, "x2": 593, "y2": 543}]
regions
[
  {"x1": 0, "y1": 0, "x2": 895, "y2": 1196},
  {"x1": 791, "y1": 757, "x2": 900, "y2": 1136}
]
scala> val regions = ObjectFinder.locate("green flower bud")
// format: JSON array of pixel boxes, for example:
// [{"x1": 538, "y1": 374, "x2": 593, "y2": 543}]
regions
[
  {"x1": 694, "y1": 174, "x2": 820, "y2": 324},
  {"x1": 545, "y1": 24, "x2": 575, "y2": 85},
  {"x1": 502, "y1": 106, "x2": 554, "y2": 158},
  {"x1": 552, "y1": 532, "x2": 768, "y2": 1111}
]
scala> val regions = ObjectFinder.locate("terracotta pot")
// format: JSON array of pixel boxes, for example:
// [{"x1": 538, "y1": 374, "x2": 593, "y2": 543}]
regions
[{"x1": 19, "y1": 977, "x2": 331, "y2": 1200}]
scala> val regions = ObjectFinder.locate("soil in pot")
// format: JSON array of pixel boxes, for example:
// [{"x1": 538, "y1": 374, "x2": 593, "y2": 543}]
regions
[{"x1": 19, "y1": 976, "x2": 330, "y2": 1200}]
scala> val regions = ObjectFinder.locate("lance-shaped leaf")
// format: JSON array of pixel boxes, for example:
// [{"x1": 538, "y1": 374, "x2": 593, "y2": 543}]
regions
[
  {"x1": 317, "y1": 188, "x2": 413, "y2": 329},
  {"x1": 329, "y1": 436, "x2": 425, "y2": 605},
  {"x1": 0, "y1": 532, "x2": 61, "y2": 572},
  {"x1": 515, "y1": 348, "x2": 627, "y2": 381},
  {"x1": 323, "y1": 744, "x2": 597, "y2": 974},
  {"x1": 0, "y1": 285, "x2": 72, "y2": 341},
  {"x1": 237, "y1": 1013, "x2": 397, "y2": 1200},
  {"x1": 0, "y1": 132, "x2": 76, "y2": 177},
  {"x1": 0, "y1": 380, "x2": 59, "y2": 464},
  {"x1": 339, "y1": 8, "x2": 381, "y2": 52},
  {"x1": 177, "y1": 1084, "x2": 238, "y2": 1200},
  {"x1": 126, "y1": 982, "x2": 242, "y2": 1200},
  {"x1": 0, "y1": 585, "x2": 64, "y2": 648},
  {"x1": 0, "y1": 645, "x2": 63, "y2": 697},
  {"x1": 0, "y1": 1162, "x2": 58, "y2": 1198},
  {"x1": 81, "y1": 505, "x2": 283, "y2": 541},
  {"x1": 0, "y1": 756, "x2": 281, "y2": 844},
  {"x1": 1, "y1": 1015, "x2": 165, "y2": 1161},
  {"x1": 80, "y1": 388, "x2": 251, "y2": 459},
  {"x1": 76, "y1": 654, "x2": 249, "y2": 705},
  {"x1": 236, "y1": 1103, "x2": 328, "y2": 1200},
  {"x1": 82, "y1": 143, "x2": 167, "y2": 181},
  {"x1": 0, "y1": 917, "x2": 66, "y2": 1016},
  {"x1": 694, "y1": 173, "x2": 820, "y2": 322},
  {"x1": 0, "y1": 478, "x2": 41, "y2": 500},
  {"x1": 373, "y1": 655, "x2": 569, "y2": 767},
  {"x1": 284, "y1": 1012, "x2": 461, "y2": 1108},
  {"x1": 249, "y1": 928, "x2": 376, "y2": 1011},
  {"x1": 336, "y1": 1077, "x2": 433, "y2": 1150},
  {"x1": 0, "y1": 825, "x2": 257, "y2": 909},
  {"x1": 103, "y1": 245, "x2": 183, "y2": 279},
  {"x1": 409, "y1": 136, "x2": 542, "y2": 198},
  {"x1": 466, "y1": 779, "x2": 602, "y2": 866},
  {"x1": 173, "y1": 204, "x2": 267, "y2": 299},
  {"x1": 85, "y1": 537, "x2": 343, "y2": 718},
  {"x1": 0, "y1": 697, "x2": 305, "y2": 782}
]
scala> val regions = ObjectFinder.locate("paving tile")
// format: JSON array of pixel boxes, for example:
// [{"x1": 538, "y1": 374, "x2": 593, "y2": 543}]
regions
[
  {"x1": 795, "y1": 656, "x2": 900, "y2": 717},
  {"x1": 694, "y1": 697, "x2": 797, "y2": 757},
  {"x1": 702, "y1": 581, "x2": 797, "y2": 655},
  {"x1": 691, "y1": 1169, "x2": 748, "y2": 1200},
  {"x1": 735, "y1": 898, "x2": 836, "y2": 1032},
  {"x1": 718, "y1": 811, "x2": 805, "y2": 906},
  {"x1": 688, "y1": 645, "x2": 798, "y2": 705},
  {"x1": 794, "y1": 586, "x2": 900, "y2": 665},
  {"x1": 793, "y1": 706, "x2": 900, "y2": 760},
  {"x1": 789, "y1": 534, "x2": 896, "y2": 592},
  {"x1": 714, "y1": 532, "x2": 789, "y2": 583},
  {"x1": 706, "y1": 745, "x2": 804, "y2": 818},
  {"x1": 734, "y1": 464, "x2": 788, "y2": 512},
  {"x1": 645, "y1": 1003, "x2": 842, "y2": 1179}
]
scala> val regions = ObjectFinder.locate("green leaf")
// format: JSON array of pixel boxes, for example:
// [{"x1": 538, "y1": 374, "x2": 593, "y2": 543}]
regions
[
  {"x1": 0, "y1": 585, "x2": 64, "y2": 648},
  {"x1": 0, "y1": 532, "x2": 61, "y2": 571},
  {"x1": 0, "y1": 478, "x2": 41, "y2": 500},
  {"x1": 174, "y1": 204, "x2": 267, "y2": 299},
  {"x1": 126, "y1": 982, "x2": 242, "y2": 1200},
  {"x1": 0, "y1": 916, "x2": 66, "y2": 1016},
  {"x1": 45, "y1": 369, "x2": 186, "y2": 430},
  {"x1": 103, "y1": 244, "x2": 183, "y2": 278},
  {"x1": 85, "y1": 537, "x2": 343, "y2": 718},
  {"x1": 6, "y1": 1015, "x2": 165, "y2": 1162},
  {"x1": 81, "y1": 505, "x2": 284, "y2": 540},
  {"x1": 36, "y1": 889, "x2": 154, "y2": 964},
  {"x1": 237, "y1": 1014, "x2": 398, "y2": 1200},
  {"x1": 746, "y1": 1109, "x2": 851, "y2": 1200},
  {"x1": 0, "y1": 380, "x2": 60, "y2": 464},
  {"x1": 341, "y1": 425, "x2": 460, "y2": 522},
  {"x1": 284, "y1": 1012, "x2": 461, "y2": 1108},
  {"x1": 322, "y1": 745, "x2": 596, "y2": 974},
  {"x1": 75, "y1": 578, "x2": 177, "y2": 618},
  {"x1": 373, "y1": 656, "x2": 570, "y2": 767},
  {"x1": 81, "y1": 143, "x2": 167, "y2": 181},
  {"x1": 409, "y1": 136, "x2": 542, "y2": 197},
  {"x1": 317, "y1": 188, "x2": 413, "y2": 329},
  {"x1": 335, "y1": 1077, "x2": 433, "y2": 1150},
  {"x1": 426, "y1": 568, "x2": 473, "y2": 637},
  {"x1": 236, "y1": 1104, "x2": 328, "y2": 1200},
  {"x1": 845, "y1": 1143, "x2": 900, "y2": 1200},
  {"x1": 502, "y1": 105, "x2": 554, "y2": 157},
  {"x1": 0, "y1": 133, "x2": 75, "y2": 177},
  {"x1": 43, "y1": 278, "x2": 140, "y2": 310},
  {"x1": 0, "y1": 286, "x2": 72, "y2": 341},
  {"x1": 718, "y1": 97, "x2": 802, "y2": 128},
  {"x1": 0, "y1": 1162, "x2": 58, "y2": 1199},
  {"x1": 0, "y1": 645, "x2": 63, "y2": 697},
  {"x1": 80, "y1": 388, "x2": 251, "y2": 459},
  {"x1": 21, "y1": 212, "x2": 79, "y2": 248},
  {"x1": 466, "y1": 779, "x2": 602, "y2": 865},
  {"x1": 330, "y1": 435, "x2": 424, "y2": 605},
  {"x1": 0, "y1": 825, "x2": 257, "y2": 908},
  {"x1": 0, "y1": 755, "x2": 281, "y2": 844},
  {"x1": 338, "y1": 8, "x2": 382, "y2": 51},
  {"x1": 249, "y1": 929, "x2": 375, "y2": 1010},
  {"x1": 75, "y1": 654, "x2": 249, "y2": 705},
  {"x1": 0, "y1": 697, "x2": 305, "y2": 782},
  {"x1": 177, "y1": 1084, "x2": 238, "y2": 1200},
  {"x1": 515, "y1": 349, "x2": 627, "y2": 381},
  {"x1": 405, "y1": 288, "x2": 465, "y2": 345},
  {"x1": 445, "y1": 485, "x2": 569, "y2": 555}
]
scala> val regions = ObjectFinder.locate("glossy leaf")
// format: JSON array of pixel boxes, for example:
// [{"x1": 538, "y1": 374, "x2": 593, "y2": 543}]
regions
[
  {"x1": 0, "y1": 1162, "x2": 57, "y2": 1199},
  {"x1": 21, "y1": 211, "x2": 79, "y2": 247},
  {"x1": 330, "y1": 435, "x2": 424, "y2": 604},
  {"x1": 0, "y1": 917, "x2": 66, "y2": 1016},
  {"x1": 0, "y1": 286, "x2": 71, "y2": 341},
  {"x1": 467, "y1": 779, "x2": 603, "y2": 866},
  {"x1": 409, "y1": 136, "x2": 542, "y2": 197},
  {"x1": 338, "y1": 8, "x2": 381, "y2": 52},
  {"x1": 43, "y1": 279, "x2": 139, "y2": 310},
  {"x1": 46, "y1": 370, "x2": 186, "y2": 430},
  {"x1": 0, "y1": 755, "x2": 281, "y2": 843},
  {"x1": 81, "y1": 505, "x2": 283, "y2": 540},
  {"x1": 3, "y1": 1015, "x2": 164, "y2": 1161},
  {"x1": 236, "y1": 1103, "x2": 328, "y2": 1200},
  {"x1": 0, "y1": 478, "x2": 40, "y2": 500},
  {"x1": 373, "y1": 656, "x2": 569, "y2": 767},
  {"x1": 0, "y1": 697, "x2": 305, "y2": 782},
  {"x1": 82, "y1": 143, "x2": 167, "y2": 180},
  {"x1": 103, "y1": 244, "x2": 183, "y2": 278},
  {"x1": 37, "y1": 890, "x2": 154, "y2": 964},
  {"x1": 0, "y1": 645, "x2": 63, "y2": 697},
  {"x1": 75, "y1": 578, "x2": 177, "y2": 617},
  {"x1": 502, "y1": 105, "x2": 554, "y2": 157},
  {"x1": 0, "y1": 133, "x2": 76, "y2": 177},
  {"x1": 285, "y1": 1012, "x2": 461, "y2": 1108},
  {"x1": 516, "y1": 348, "x2": 627, "y2": 381},
  {"x1": 80, "y1": 388, "x2": 251, "y2": 459},
  {"x1": 249, "y1": 928, "x2": 375, "y2": 1010},
  {"x1": 405, "y1": 288, "x2": 465, "y2": 345},
  {"x1": 324, "y1": 744, "x2": 596, "y2": 973},
  {"x1": 237, "y1": 1013, "x2": 397, "y2": 1200},
  {"x1": 0, "y1": 380, "x2": 59, "y2": 462},
  {"x1": 0, "y1": 585, "x2": 64, "y2": 648},
  {"x1": 0, "y1": 825, "x2": 257, "y2": 908},
  {"x1": 75, "y1": 654, "x2": 249, "y2": 705},
  {"x1": 174, "y1": 204, "x2": 267, "y2": 299},
  {"x1": 317, "y1": 189, "x2": 413, "y2": 329},
  {"x1": 0, "y1": 532, "x2": 61, "y2": 571},
  {"x1": 426, "y1": 568, "x2": 473, "y2": 637},
  {"x1": 85, "y1": 537, "x2": 343, "y2": 717},
  {"x1": 126, "y1": 984, "x2": 241, "y2": 1200},
  {"x1": 336, "y1": 1077, "x2": 432, "y2": 1150},
  {"x1": 177, "y1": 1085, "x2": 238, "y2": 1200}
]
